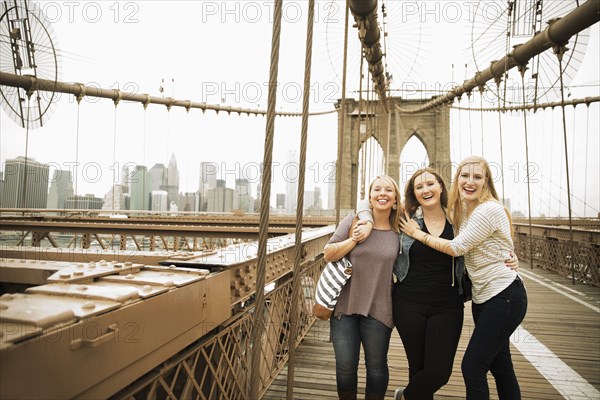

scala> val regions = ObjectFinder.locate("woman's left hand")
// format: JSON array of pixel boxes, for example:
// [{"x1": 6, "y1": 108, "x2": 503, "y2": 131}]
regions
[
  {"x1": 399, "y1": 211, "x2": 420, "y2": 237},
  {"x1": 505, "y1": 252, "x2": 519, "y2": 272},
  {"x1": 352, "y1": 220, "x2": 372, "y2": 243}
]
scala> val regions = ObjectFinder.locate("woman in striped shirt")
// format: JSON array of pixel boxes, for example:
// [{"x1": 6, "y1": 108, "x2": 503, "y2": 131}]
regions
[{"x1": 399, "y1": 156, "x2": 528, "y2": 400}]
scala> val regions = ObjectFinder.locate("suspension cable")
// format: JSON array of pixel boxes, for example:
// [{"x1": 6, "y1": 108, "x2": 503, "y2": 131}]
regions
[
  {"x1": 249, "y1": 1, "x2": 283, "y2": 398},
  {"x1": 74, "y1": 88, "x2": 84, "y2": 210},
  {"x1": 494, "y1": 78, "x2": 507, "y2": 205},
  {"x1": 502, "y1": 1, "x2": 514, "y2": 111},
  {"x1": 142, "y1": 103, "x2": 148, "y2": 211},
  {"x1": 479, "y1": 87, "x2": 485, "y2": 157},
  {"x1": 361, "y1": 71, "x2": 370, "y2": 199},
  {"x1": 457, "y1": 96, "x2": 463, "y2": 161},
  {"x1": 358, "y1": 45, "x2": 365, "y2": 188},
  {"x1": 286, "y1": 1, "x2": 315, "y2": 397},
  {"x1": 583, "y1": 104, "x2": 590, "y2": 215},
  {"x1": 467, "y1": 91, "x2": 473, "y2": 154},
  {"x1": 111, "y1": 101, "x2": 119, "y2": 213},
  {"x1": 21, "y1": 94, "x2": 32, "y2": 211},
  {"x1": 334, "y1": 1, "x2": 350, "y2": 226},
  {"x1": 555, "y1": 43, "x2": 575, "y2": 285},
  {"x1": 449, "y1": 95, "x2": 600, "y2": 112},
  {"x1": 518, "y1": 65, "x2": 534, "y2": 269},
  {"x1": 465, "y1": 63, "x2": 473, "y2": 155}
]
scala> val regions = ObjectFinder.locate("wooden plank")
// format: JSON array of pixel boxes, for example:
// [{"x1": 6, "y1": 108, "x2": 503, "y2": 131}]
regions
[{"x1": 263, "y1": 264, "x2": 599, "y2": 399}]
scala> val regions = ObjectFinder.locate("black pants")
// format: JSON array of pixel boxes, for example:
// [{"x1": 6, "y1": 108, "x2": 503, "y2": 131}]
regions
[
  {"x1": 462, "y1": 277, "x2": 527, "y2": 400},
  {"x1": 393, "y1": 283, "x2": 464, "y2": 400}
]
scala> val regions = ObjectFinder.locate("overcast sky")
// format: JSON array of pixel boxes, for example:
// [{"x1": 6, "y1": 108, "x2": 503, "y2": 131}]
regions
[{"x1": 1, "y1": 0, "x2": 598, "y2": 216}]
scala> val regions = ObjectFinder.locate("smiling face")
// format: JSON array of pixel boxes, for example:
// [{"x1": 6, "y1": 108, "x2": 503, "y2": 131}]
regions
[
  {"x1": 413, "y1": 172, "x2": 443, "y2": 209},
  {"x1": 369, "y1": 177, "x2": 398, "y2": 211},
  {"x1": 457, "y1": 162, "x2": 486, "y2": 205}
]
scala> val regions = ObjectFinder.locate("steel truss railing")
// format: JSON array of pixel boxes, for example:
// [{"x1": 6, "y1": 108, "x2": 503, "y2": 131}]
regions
[
  {"x1": 112, "y1": 257, "x2": 325, "y2": 400},
  {"x1": 514, "y1": 223, "x2": 599, "y2": 286}
]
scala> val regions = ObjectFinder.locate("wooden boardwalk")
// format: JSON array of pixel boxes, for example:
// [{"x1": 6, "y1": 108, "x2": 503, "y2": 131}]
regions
[{"x1": 263, "y1": 265, "x2": 600, "y2": 399}]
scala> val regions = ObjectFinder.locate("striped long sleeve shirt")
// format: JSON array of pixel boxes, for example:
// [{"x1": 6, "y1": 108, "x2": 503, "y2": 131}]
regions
[{"x1": 448, "y1": 201, "x2": 519, "y2": 303}]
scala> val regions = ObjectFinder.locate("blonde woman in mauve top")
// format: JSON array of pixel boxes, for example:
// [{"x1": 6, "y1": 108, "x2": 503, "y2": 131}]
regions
[
  {"x1": 399, "y1": 156, "x2": 528, "y2": 400},
  {"x1": 323, "y1": 175, "x2": 401, "y2": 400}
]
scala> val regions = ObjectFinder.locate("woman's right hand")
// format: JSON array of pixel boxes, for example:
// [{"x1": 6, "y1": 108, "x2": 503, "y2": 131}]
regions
[{"x1": 399, "y1": 211, "x2": 421, "y2": 237}]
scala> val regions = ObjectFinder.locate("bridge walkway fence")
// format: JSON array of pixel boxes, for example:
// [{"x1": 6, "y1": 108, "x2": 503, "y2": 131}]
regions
[{"x1": 513, "y1": 223, "x2": 600, "y2": 286}]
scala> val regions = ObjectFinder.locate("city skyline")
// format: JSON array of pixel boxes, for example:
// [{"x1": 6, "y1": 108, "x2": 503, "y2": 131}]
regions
[{"x1": 0, "y1": 153, "x2": 330, "y2": 213}]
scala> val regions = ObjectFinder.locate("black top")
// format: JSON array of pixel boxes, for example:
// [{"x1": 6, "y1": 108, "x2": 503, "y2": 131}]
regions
[{"x1": 397, "y1": 219, "x2": 463, "y2": 308}]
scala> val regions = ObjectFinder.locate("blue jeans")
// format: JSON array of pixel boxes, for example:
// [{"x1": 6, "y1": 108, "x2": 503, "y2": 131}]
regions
[
  {"x1": 330, "y1": 315, "x2": 392, "y2": 399},
  {"x1": 462, "y1": 277, "x2": 528, "y2": 400}
]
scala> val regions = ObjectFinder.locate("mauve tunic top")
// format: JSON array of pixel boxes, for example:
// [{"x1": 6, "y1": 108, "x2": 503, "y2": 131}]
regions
[{"x1": 327, "y1": 214, "x2": 399, "y2": 328}]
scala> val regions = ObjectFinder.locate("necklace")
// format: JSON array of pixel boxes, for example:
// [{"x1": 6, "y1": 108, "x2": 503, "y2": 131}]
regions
[{"x1": 425, "y1": 215, "x2": 445, "y2": 225}]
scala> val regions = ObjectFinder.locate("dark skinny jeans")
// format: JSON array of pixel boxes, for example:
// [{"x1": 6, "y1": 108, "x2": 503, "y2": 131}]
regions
[{"x1": 462, "y1": 277, "x2": 528, "y2": 400}]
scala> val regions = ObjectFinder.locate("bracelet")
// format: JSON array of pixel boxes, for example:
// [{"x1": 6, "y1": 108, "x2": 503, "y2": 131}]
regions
[{"x1": 423, "y1": 233, "x2": 431, "y2": 246}]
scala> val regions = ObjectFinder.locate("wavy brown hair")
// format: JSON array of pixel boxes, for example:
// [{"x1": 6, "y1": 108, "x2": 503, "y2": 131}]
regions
[{"x1": 403, "y1": 168, "x2": 449, "y2": 216}]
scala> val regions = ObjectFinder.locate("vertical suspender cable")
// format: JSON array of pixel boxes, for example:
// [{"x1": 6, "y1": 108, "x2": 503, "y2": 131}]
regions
[
  {"x1": 21, "y1": 94, "x2": 32, "y2": 210},
  {"x1": 112, "y1": 102, "x2": 119, "y2": 212},
  {"x1": 519, "y1": 67, "x2": 534, "y2": 269},
  {"x1": 143, "y1": 104, "x2": 148, "y2": 211},
  {"x1": 457, "y1": 96, "x2": 463, "y2": 160},
  {"x1": 74, "y1": 99, "x2": 81, "y2": 210},
  {"x1": 571, "y1": 105, "x2": 576, "y2": 197},
  {"x1": 386, "y1": 107, "x2": 391, "y2": 174},
  {"x1": 250, "y1": 1, "x2": 283, "y2": 398},
  {"x1": 467, "y1": 91, "x2": 473, "y2": 154},
  {"x1": 496, "y1": 96, "x2": 506, "y2": 205},
  {"x1": 358, "y1": 46, "x2": 365, "y2": 199},
  {"x1": 583, "y1": 105, "x2": 590, "y2": 215},
  {"x1": 335, "y1": 1, "x2": 350, "y2": 226},
  {"x1": 555, "y1": 45, "x2": 575, "y2": 284},
  {"x1": 287, "y1": 1, "x2": 315, "y2": 398},
  {"x1": 465, "y1": 64, "x2": 473, "y2": 155},
  {"x1": 479, "y1": 88, "x2": 485, "y2": 157},
  {"x1": 361, "y1": 73, "x2": 370, "y2": 198},
  {"x1": 496, "y1": 0, "x2": 513, "y2": 206}
]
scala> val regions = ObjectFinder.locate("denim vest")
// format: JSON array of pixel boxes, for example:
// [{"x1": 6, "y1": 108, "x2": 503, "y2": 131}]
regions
[{"x1": 394, "y1": 209, "x2": 467, "y2": 296}]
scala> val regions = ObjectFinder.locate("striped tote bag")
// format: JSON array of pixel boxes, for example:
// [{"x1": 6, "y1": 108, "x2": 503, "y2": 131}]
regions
[{"x1": 312, "y1": 257, "x2": 353, "y2": 320}]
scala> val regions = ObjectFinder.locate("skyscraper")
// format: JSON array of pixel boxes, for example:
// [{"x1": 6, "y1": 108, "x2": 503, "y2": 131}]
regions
[
  {"x1": 199, "y1": 162, "x2": 217, "y2": 211},
  {"x1": 149, "y1": 163, "x2": 167, "y2": 193},
  {"x1": 47, "y1": 169, "x2": 74, "y2": 209},
  {"x1": 235, "y1": 178, "x2": 253, "y2": 213},
  {"x1": 130, "y1": 165, "x2": 151, "y2": 211},
  {"x1": 101, "y1": 184, "x2": 127, "y2": 211},
  {"x1": 65, "y1": 194, "x2": 103, "y2": 210},
  {"x1": 165, "y1": 154, "x2": 180, "y2": 207},
  {"x1": 285, "y1": 150, "x2": 298, "y2": 215},
  {"x1": 1, "y1": 156, "x2": 49, "y2": 208},
  {"x1": 151, "y1": 190, "x2": 168, "y2": 211},
  {"x1": 207, "y1": 180, "x2": 234, "y2": 212}
]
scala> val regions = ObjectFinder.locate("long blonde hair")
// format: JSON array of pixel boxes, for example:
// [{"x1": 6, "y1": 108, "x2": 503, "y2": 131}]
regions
[
  {"x1": 448, "y1": 156, "x2": 513, "y2": 237},
  {"x1": 368, "y1": 175, "x2": 401, "y2": 233}
]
